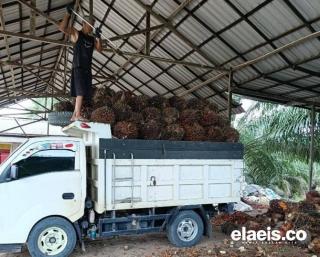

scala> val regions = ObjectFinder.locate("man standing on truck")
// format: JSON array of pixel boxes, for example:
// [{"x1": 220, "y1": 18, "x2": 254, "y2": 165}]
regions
[{"x1": 59, "y1": 4, "x2": 103, "y2": 121}]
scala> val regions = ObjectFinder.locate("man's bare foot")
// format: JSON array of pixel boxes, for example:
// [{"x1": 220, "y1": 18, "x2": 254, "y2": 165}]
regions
[{"x1": 74, "y1": 116, "x2": 89, "y2": 122}]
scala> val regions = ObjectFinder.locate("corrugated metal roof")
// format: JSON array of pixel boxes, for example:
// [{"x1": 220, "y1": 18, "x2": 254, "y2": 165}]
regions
[{"x1": 1, "y1": 0, "x2": 320, "y2": 115}]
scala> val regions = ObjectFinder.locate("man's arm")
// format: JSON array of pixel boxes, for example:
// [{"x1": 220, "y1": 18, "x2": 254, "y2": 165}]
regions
[
  {"x1": 95, "y1": 38, "x2": 103, "y2": 52},
  {"x1": 94, "y1": 28, "x2": 103, "y2": 52},
  {"x1": 58, "y1": 5, "x2": 78, "y2": 43}
]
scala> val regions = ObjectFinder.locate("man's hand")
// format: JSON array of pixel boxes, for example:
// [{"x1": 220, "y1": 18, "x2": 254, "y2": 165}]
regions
[
  {"x1": 95, "y1": 27, "x2": 102, "y2": 39},
  {"x1": 66, "y1": 3, "x2": 73, "y2": 14},
  {"x1": 94, "y1": 28, "x2": 103, "y2": 52}
]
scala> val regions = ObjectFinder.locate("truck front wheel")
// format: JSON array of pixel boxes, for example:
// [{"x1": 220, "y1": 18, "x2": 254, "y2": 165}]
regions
[
  {"x1": 27, "y1": 217, "x2": 77, "y2": 257},
  {"x1": 167, "y1": 210, "x2": 204, "y2": 247}
]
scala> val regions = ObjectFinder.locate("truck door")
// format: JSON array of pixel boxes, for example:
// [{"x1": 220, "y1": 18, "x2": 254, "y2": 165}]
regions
[{"x1": 0, "y1": 140, "x2": 83, "y2": 244}]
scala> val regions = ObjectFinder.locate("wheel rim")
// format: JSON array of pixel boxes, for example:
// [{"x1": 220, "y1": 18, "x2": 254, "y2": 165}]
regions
[
  {"x1": 37, "y1": 227, "x2": 68, "y2": 256},
  {"x1": 177, "y1": 218, "x2": 198, "y2": 242}
]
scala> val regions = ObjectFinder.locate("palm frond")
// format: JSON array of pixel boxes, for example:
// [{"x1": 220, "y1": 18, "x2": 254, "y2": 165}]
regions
[{"x1": 238, "y1": 99, "x2": 320, "y2": 198}]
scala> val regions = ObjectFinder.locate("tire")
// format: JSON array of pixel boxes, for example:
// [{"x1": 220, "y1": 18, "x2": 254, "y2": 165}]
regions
[
  {"x1": 48, "y1": 112, "x2": 73, "y2": 127},
  {"x1": 27, "y1": 217, "x2": 77, "y2": 257},
  {"x1": 167, "y1": 210, "x2": 204, "y2": 247}
]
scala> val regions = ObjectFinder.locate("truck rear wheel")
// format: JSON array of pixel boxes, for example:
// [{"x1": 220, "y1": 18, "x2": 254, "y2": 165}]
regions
[
  {"x1": 167, "y1": 210, "x2": 204, "y2": 247},
  {"x1": 27, "y1": 217, "x2": 77, "y2": 257}
]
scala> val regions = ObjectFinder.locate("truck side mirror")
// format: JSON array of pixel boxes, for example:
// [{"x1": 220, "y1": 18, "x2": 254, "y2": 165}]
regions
[{"x1": 10, "y1": 165, "x2": 19, "y2": 180}]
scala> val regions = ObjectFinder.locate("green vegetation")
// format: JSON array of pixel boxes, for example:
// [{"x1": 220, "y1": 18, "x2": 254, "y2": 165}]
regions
[{"x1": 236, "y1": 100, "x2": 320, "y2": 199}]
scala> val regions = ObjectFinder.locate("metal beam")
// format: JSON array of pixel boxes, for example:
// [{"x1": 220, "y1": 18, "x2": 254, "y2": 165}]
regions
[
  {"x1": 235, "y1": 52, "x2": 320, "y2": 90},
  {"x1": 30, "y1": 99, "x2": 51, "y2": 112},
  {"x1": 20, "y1": 64, "x2": 64, "y2": 94},
  {"x1": 34, "y1": 0, "x2": 52, "y2": 92},
  {"x1": 18, "y1": 2, "x2": 24, "y2": 98},
  {"x1": 101, "y1": 48, "x2": 222, "y2": 70},
  {"x1": 0, "y1": 29, "x2": 217, "y2": 71},
  {"x1": 16, "y1": 0, "x2": 59, "y2": 26},
  {"x1": 0, "y1": 119, "x2": 44, "y2": 134},
  {"x1": 145, "y1": 6, "x2": 151, "y2": 55},
  {"x1": 30, "y1": 0, "x2": 36, "y2": 35},
  {"x1": 0, "y1": 28, "x2": 62, "y2": 52},
  {"x1": 106, "y1": 0, "x2": 195, "y2": 87},
  {"x1": 134, "y1": 0, "x2": 218, "y2": 67},
  {"x1": 0, "y1": 61, "x2": 115, "y2": 81},
  {"x1": 233, "y1": 86, "x2": 320, "y2": 107},
  {"x1": 179, "y1": 28, "x2": 320, "y2": 96},
  {"x1": 0, "y1": 2, "x2": 17, "y2": 97},
  {"x1": 0, "y1": 116, "x2": 43, "y2": 121},
  {"x1": 179, "y1": 73, "x2": 227, "y2": 97},
  {"x1": 76, "y1": 4, "x2": 215, "y2": 99},
  {"x1": 89, "y1": 0, "x2": 93, "y2": 24},
  {"x1": 63, "y1": 47, "x2": 67, "y2": 92},
  {"x1": 0, "y1": 112, "x2": 39, "y2": 117},
  {"x1": 108, "y1": 24, "x2": 166, "y2": 41},
  {"x1": 160, "y1": 9, "x2": 320, "y2": 97},
  {"x1": 11, "y1": 45, "x2": 61, "y2": 63},
  {"x1": 111, "y1": 0, "x2": 229, "y2": 102},
  {"x1": 0, "y1": 93, "x2": 69, "y2": 101},
  {"x1": 0, "y1": 30, "x2": 71, "y2": 46},
  {"x1": 14, "y1": 118, "x2": 26, "y2": 135}
]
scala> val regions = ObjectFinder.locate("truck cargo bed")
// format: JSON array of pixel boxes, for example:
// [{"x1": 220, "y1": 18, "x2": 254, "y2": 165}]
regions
[
  {"x1": 89, "y1": 139, "x2": 244, "y2": 213},
  {"x1": 63, "y1": 122, "x2": 244, "y2": 214}
]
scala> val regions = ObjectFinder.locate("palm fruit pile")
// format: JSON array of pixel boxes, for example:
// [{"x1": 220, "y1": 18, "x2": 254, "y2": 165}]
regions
[
  {"x1": 55, "y1": 88, "x2": 240, "y2": 142},
  {"x1": 53, "y1": 101, "x2": 74, "y2": 112},
  {"x1": 213, "y1": 189, "x2": 320, "y2": 254}
]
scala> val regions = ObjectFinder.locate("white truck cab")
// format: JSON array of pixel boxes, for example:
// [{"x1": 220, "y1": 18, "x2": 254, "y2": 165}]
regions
[
  {"x1": 0, "y1": 122, "x2": 244, "y2": 257},
  {"x1": 0, "y1": 137, "x2": 86, "y2": 247}
]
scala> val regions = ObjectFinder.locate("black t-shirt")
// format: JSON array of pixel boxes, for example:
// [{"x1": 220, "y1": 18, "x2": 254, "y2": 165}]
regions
[{"x1": 72, "y1": 30, "x2": 95, "y2": 70}]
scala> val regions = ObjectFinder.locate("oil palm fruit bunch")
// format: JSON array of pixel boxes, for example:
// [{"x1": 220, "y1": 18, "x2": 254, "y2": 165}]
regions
[
  {"x1": 113, "y1": 121, "x2": 138, "y2": 139},
  {"x1": 91, "y1": 106, "x2": 115, "y2": 124}
]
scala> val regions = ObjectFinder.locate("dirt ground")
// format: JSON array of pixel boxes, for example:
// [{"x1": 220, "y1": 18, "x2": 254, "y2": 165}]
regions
[{"x1": 1, "y1": 229, "x2": 317, "y2": 257}]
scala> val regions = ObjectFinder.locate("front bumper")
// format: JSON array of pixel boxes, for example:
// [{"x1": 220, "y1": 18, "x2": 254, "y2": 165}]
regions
[{"x1": 0, "y1": 244, "x2": 23, "y2": 253}]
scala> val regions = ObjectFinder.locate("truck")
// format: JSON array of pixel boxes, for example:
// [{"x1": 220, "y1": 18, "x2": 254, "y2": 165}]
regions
[{"x1": 0, "y1": 121, "x2": 244, "y2": 257}]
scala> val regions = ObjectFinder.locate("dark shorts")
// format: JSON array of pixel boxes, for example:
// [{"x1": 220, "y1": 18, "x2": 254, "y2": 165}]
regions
[{"x1": 70, "y1": 68, "x2": 92, "y2": 101}]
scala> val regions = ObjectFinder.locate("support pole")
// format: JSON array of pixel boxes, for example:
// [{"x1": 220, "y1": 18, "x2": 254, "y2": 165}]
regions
[
  {"x1": 89, "y1": 0, "x2": 93, "y2": 24},
  {"x1": 48, "y1": 87, "x2": 54, "y2": 135},
  {"x1": 227, "y1": 69, "x2": 233, "y2": 125},
  {"x1": 63, "y1": 47, "x2": 67, "y2": 93},
  {"x1": 309, "y1": 105, "x2": 315, "y2": 190},
  {"x1": 145, "y1": 7, "x2": 151, "y2": 55},
  {"x1": 45, "y1": 97, "x2": 49, "y2": 135}
]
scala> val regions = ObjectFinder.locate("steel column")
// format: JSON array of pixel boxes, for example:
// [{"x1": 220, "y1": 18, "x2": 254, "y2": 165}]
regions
[
  {"x1": 309, "y1": 105, "x2": 315, "y2": 190},
  {"x1": 227, "y1": 70, "x2": 233, "y2": 124}
]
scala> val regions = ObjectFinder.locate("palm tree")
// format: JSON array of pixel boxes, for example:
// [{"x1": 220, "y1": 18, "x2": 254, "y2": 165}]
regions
[{"x1": 236, "y1": 101, "x2": 320, "y2": 198}]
